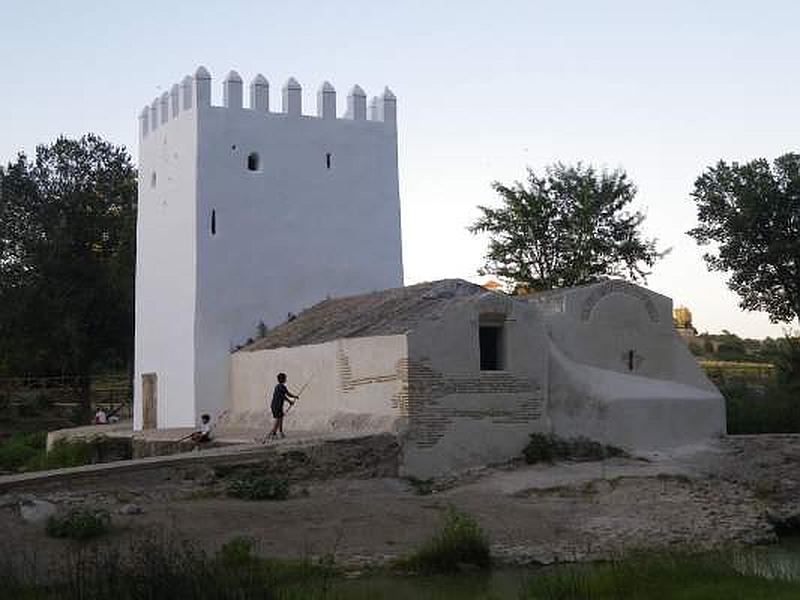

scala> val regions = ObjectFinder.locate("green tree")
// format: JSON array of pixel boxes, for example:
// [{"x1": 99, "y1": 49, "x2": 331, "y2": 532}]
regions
[
  {"x1": 469, "y1": 163, "x2": 664, "y2": 291},
  {"x1": 0, "y1": 135, "x2": 136, "y2": 409},
  {"x1": 688, "y1": 153, "x2": 800, "y2": 324}
]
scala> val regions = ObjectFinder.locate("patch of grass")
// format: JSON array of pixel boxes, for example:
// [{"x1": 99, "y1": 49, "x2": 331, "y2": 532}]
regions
[
  {"x1": 398, "y1": 506, "x2": 490, "y2": 574},
  {"x1": 227, "y1": 475, "x2": 290, "y2": 501},
  {"x1": 216, "y1": 536, "x2": 259, "y2": 567},
  {"x1": 523, "y1": 433, "x2": 625, "y2": 464},
  {"x1": 46, "y1": 508, "x2": 111, "y2": 540},
  {"x1": 524, "y1": 552, "x2": 800, "y2": 599}
]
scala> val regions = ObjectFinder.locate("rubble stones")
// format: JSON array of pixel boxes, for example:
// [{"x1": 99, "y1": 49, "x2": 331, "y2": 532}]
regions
[
  {"x1": 117, "y1": 503, "x2": 143, "y2": 515},
  {"x1": 19, "y1": 499, "x2": 57, "y2": 523}
]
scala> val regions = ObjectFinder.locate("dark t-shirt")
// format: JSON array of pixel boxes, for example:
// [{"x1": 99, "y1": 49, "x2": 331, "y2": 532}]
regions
[{"x1": 271, "y1": 383, "x2": 289, "y2": 410}]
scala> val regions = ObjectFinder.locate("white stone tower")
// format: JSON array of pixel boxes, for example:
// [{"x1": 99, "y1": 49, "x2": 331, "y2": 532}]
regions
[{"x1": 134, "y1": 66, "x2": 404, "y2": 430}]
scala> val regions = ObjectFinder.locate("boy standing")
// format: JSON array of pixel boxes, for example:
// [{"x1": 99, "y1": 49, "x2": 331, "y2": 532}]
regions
[{"x1": 266, "y1": 372, "x2": 300, "y2": 441}]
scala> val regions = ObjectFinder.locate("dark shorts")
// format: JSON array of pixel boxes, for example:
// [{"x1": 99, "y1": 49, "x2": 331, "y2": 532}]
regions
[{"x1": 271, "y1": 405, "x2": 284, "y2": 419}]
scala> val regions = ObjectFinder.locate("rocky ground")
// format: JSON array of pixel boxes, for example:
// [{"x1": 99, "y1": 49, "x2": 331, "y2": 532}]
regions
[{"x1": 1, "y1": 435, "x2": 799, "y2": 569}]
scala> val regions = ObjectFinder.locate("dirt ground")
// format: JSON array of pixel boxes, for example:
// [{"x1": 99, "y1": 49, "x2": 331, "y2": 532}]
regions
[{"x1": 2, "y1": 435, "x2": 800, "y2": 569}]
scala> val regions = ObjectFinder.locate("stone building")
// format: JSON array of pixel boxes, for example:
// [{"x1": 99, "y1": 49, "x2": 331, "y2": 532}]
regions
[{"x1": 229, "y1": 279, "x2": 725, "y2": 477}]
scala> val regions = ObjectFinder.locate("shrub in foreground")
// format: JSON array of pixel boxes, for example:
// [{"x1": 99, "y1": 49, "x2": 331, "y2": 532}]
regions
[
  {"x1": 46, "y1": 508, "x2": 111, "y2": 540},
  {"x1": 38, "y1": 438, "x2": 95, "y2": 470},
  {"x1": 227, "y1": 476, "x2": 290, "y2": 501},
  {"x1": 399, "y1": 507, "x2": 490, "y2": 574},
  {"x1": 0, "y1": 432, "x2": 46, "y2": 472}
]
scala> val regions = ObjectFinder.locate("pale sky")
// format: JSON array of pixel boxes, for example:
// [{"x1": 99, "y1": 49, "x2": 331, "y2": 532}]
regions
[{"x1": 1, "y1": 0, "x2": 798, "y2": 339}]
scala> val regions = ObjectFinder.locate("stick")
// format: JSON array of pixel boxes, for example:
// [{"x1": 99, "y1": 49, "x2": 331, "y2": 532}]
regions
[{"x1": 285, "y1": 373, "x2": 314, "y2": 415}]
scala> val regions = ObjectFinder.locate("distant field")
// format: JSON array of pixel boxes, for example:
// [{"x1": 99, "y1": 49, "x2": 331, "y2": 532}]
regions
[{"x1": 700, "y1": 360, "x2": 776, "y2": 386}]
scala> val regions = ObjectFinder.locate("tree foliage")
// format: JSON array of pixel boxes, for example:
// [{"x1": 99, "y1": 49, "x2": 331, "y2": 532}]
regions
[
  {"x1": 688, "y1": 153, "x2": 800, "y2": 324},
  {"x1": 469, "y1": 163, "x2": 663, "y2": 291},
  {"x1": 0, "y1": 135, "x2": 136, "y2": 379}
]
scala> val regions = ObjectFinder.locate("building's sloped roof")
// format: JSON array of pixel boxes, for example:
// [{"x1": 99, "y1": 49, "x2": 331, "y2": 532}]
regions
[{"x1": 239, "y1": 279, "x2": 492, "y2": 352}]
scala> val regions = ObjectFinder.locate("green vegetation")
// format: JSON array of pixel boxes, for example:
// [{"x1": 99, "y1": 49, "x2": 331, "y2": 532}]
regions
[
  {"x1": 719, "y1": 382, "x2": 800, "y2": 434},
  {"x1": 39, "y1": 439, "x2": 95, "y2": 469},
  {"x1": 1, "y1": 535, "x2": 338, "y2": 600},
  {"x1": 0, "y1": 431, "x2": 46, "y2": 472},
  {"x1": 722, "y1": 381, "x2": 800, "y2": 434},
  {"x1": 686, "y1": 333, "x2": 800, "y2": 435},
  {"x1": 0, "y1": 135, "x2": 136, "y2": 415},
  {"x1": 227, "y1": 475, "x2": 290, "y2": 501},
  {"x1": 0, "y1": 434, "x2": 101, "y2": 474},
  {"x1": 689, "y1": 331, "x2": 798, "y2": 367},
  {"x1": 469, "y1": 163, "x2": 664, "y2": 291},
  {"x1": 713, "y1": 337, "x2": 800, "y2": 434},
  {"x1": 689, "y1": 153, "x2": 800, "y2": 326},
  {"x1": 398, "y1": 507, "x2": 491, "y2": 574},
  {"x1": 45, "y1": 508, "x2": 111, "y2": 540},
  {"x1": 4, "y1": 534, "x2": 800, "y2": 599},
  {"x1": 406, "y1": 476, "x2": 435, "y2": 495},
  {"x1": 523, "y1": 433, "x2": 625, "y2": 464},
  {"x1": 524, "y1": 552, "x2": 800, "y2": 599}
]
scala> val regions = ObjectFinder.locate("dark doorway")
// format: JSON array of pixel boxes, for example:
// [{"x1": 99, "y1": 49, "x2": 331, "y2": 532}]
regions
[{"x1": 480, "y1": 325, "x2": 503, "y2": 371}]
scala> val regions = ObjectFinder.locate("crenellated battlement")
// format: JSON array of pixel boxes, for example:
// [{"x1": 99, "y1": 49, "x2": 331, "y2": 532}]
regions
[{"x1": 139, "y1": 66, "x2": 397, "y2": 138}]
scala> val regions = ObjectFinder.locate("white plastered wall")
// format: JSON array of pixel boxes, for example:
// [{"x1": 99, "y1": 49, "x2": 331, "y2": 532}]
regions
[
  {"x1": 135, "y1": 70, "x2": 404, "y2": 429},
  {"x1": 229, "y1": 334, "x2": 408, "y2": 434},
  {"x1": 532, "y1": 281, "x2": 716, "y2": 391},
  {"x1": 536, "y1": 281, "x2": 726, "y2": 449},
  {"x1": 548, "y1": 344, "x2": 726, "y2": 449},
  {"x1": 401, "y1": 295, "x2": 549, "y2": 478},
  {"x1": 194, "y1": 97, "x2": 403, "y2": 423},
  {"x1": 134, "y1": 106, "x2": 198, "y2": 429}
]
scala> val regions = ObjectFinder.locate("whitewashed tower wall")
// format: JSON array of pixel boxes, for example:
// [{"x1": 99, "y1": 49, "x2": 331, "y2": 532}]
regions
[{"x1": 135, "y1": 66, "x2": 404, "y2": 429}]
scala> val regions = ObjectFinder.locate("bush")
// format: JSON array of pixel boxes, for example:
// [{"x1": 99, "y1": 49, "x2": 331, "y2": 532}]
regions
[
  {"x1": 0, "y1": 434, "x2": 99, "y2": 474},
  {"x1": 773, "y1": 335, "x2": 800, "y2": 385},
  {"x1": 39, "y1": 438, "x2": 95, "y2": 470},
  {"x1": 723, "y1": 381, "x2": 800, "y2": 434},
  {"x1": 523, "y1": 433, "x2": 625, "y2": 464},
  {"x1": 216, "y1": 536, "x2": 258, "y2": 568},
  {"x1": 227, "y1": 476, "x2": 290, "y2": 501},
  {"x1": 0, "y1": 431, "x2": 46, "y2": 472},
  {"x1": 406, "y1": 476, "x2": 434, "y2": 495},
  {"x1": 46, "y1": 508, "x2": 111, "y2": 540},
  {"x1": 399, "y1": 506, "x2": 490, "y2": 574}
]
